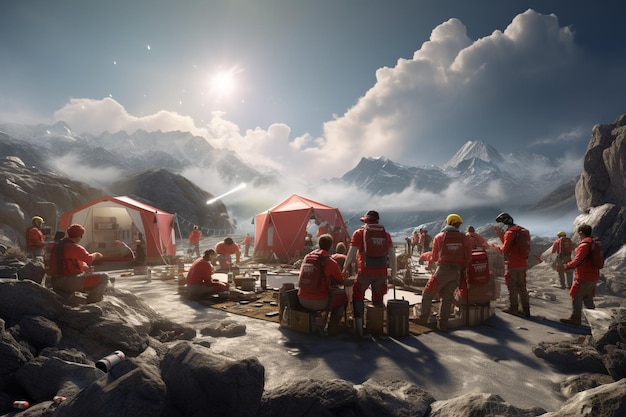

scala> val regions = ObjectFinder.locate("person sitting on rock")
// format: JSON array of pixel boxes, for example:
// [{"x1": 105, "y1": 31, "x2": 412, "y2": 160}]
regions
[
  {"x1": 185, "y1": 249, "x2": 229, "y2": 299},
  {"x1": 50, "y1": 224, "x2": 109, "y2": 304}
]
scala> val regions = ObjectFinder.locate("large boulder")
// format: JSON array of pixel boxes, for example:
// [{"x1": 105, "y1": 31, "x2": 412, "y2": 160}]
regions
[
  {"x1": 160, "y1": 341, "x2": 265, "y2": 417},
  {"x1": 429, "y1": 392, "x2": 545, "y2": 417},
  {"x1": 542, "y1": 378, "x2": 626, "y2": 417},
  {"x1": 576, "y1": 114, "x2": 626, "y2": 213}
]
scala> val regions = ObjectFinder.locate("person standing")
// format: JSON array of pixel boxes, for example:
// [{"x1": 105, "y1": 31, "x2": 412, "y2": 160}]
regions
[
  {"x1": 49, "y1": 224, "x2": 109, "y2": 304},
  {"x1": 560, "y1": 224, "x2": 601, "y2": 326},
  {"x1": 342, "y1": 210, "x2": 397, "y2": 336},
  {"x1": 26, "y1": 216, "x2": 46, "y2": 258},
  {"x1": 411, "y1": 230, "x2": 419, "y2": 255},
  {"x1": 551, "y1": 231, "x2": 574, "y2": 289},
  {"x1": 185, "y1": 249, "x2": 229, "y2": 299},
  {"x1": 297, "y1": 234, "x2": 348, "y2": 333},
  {"x1": 188, "y1": 226, "x2": 202, "y2": 258},
  {"x1": 418, "y1": 214, "x2": 472, "y2": 332},
  {"x1": 215, "y1": 237, "x2": 241, "y2": 270},
  {"x1": 240, "y1": 233, "x2": 253, "y2": 258},
  {"x1": 494, "y1": 212, "x2": 531, "y2": 317},
  {"x1": 466, "y1": 225, "x2": 490, "y2": 250}
]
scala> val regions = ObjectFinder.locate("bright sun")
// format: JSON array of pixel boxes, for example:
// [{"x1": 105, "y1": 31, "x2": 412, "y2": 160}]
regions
[{"x1": 210, "y1": 70, "x2": 237, "y2": 97}]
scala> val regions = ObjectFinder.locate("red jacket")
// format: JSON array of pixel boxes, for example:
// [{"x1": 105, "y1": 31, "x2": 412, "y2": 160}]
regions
[
  {"x1": 215, "y1": 241, "x2": 241, "y2": 263},
  {"x1": 498, "y1": 225, "x2": 528, "y2": 268},
  {"x1": 298, "y1": 249, "x2": 344, "y2": 301},
  {"x1": 186, "y1": 257, "x2": 214, "y2": 285},
  {"x1": 188, "y1": 229, "x2": 202, "y2": 244},
  {"x1": 60, "y1": 239, "x2": 95, "y2": 275},
  {"x1": 27, "y1": 227, "x2": 45, "y2": 249},
  {"x1": 564, "y1": 237, "x2": 600, "y2": 282}
]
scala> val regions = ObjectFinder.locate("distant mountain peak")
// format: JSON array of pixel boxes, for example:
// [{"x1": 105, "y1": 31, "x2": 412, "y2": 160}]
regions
[{"x1": 444, "y1": 140, "x2": 504, "y2": 169}]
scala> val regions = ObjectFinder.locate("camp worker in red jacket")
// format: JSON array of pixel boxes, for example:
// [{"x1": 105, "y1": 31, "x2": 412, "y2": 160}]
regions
[
  {"x1": 50, "y1": 224, "x2": 109, "y2": 304},
  {"x1": 188, "y1": 226, "x2": 202, "y2": 258},
  {"x1": 26, "y1": 216, "x2": 46, "y2": 258},
  {"x1": 560, "y1": 224, "x2": 600, "y2": 326},
  {"x1": 297, "y1": 234, "x2": 348, "y2": 330},
  {"x1": 342, "y1": 210, "x2": 397, "y2": 337},
  {"x1": 418, "y1": 214, "x2": 472, "y2": 332},
  {"x1": 494, "y1": 212, "x2": 531, "y2": 318},
  {"x1": 185, "y1": 249, "x2": 229, "y2": 298},
  {"x1": 215, "y1": 237, "x2": 241, "y2": 270},
  {"x1": 551, "y1": 231, "x2": 574, "y2": 289}
]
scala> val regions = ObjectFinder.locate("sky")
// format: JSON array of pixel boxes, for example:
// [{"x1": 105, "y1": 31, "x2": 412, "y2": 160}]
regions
[{"x1": 1, "y1": 1, "x2": 626, "y2": 237}]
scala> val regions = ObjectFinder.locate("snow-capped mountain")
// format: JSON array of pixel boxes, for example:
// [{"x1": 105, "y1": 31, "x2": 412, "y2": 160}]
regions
[
  {"x1": 339, "y1": 140, "x2": 577, "y2": 206},
  {"x1": 0, "y1": 122, "x2": 277, "y2": 188}
]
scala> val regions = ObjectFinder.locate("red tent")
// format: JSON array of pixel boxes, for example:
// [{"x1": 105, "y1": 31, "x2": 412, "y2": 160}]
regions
[
  {"x1": 253, "y1": 194, "x2": 349, "y2": 262},
  {"x1": 59, "y1": 195, "x2": 176, "y2": 263}
]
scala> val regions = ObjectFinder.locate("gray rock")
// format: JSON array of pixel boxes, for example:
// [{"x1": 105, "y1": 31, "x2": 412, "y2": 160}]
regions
[
  {"x1": 357, "y1": 379, "x2": 436, "y2": 417},
  {"x1": 17, "y1": 260, "x2": 45, "y2": 285},
  {"x1": 161, "y1": 341, "x2": 264, "y2": 417},
  {"x1": 259, "y1": 378, "x2": 357, "y2": 417},
  {"x1": 0, "y1": 280, "x2": 66, "y2": 326},
  {"x1": 429, "y1": 392, "x2": 545, "y2": 417},
  {"x1": 200, "y1": 319, "x2": 247, "y2": 337},
  {"x1": 0, "y1": 318, "x2": 33, "y2": 390},
  {"x1": 602, "y1": 344, "x2": 626, "y2": 380},
  {"x1": 15, "y1": 356, "x2": 101, "y2": 403},
  {"x1": 17, "y1": 315, "x2": 62, "y2": 351},
  {"x1": 575, "y1": 114, "x2": 626, "y2": 213},
  {"x1": 532, "y1": 341, "x2": 607, "y2": 374},
  {"x1": 53, "y1": 363, "x2": 167, "y2": 417},
  {"x1": 543, "y1": 378, "x2": 626, "y2": 417},
  {"x1": 560, "y1": 373, "x2": 615, "y2": 398}
]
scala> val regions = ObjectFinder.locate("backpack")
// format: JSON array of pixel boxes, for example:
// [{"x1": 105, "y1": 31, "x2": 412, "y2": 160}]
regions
[
  {"x1": 585, "y1": 239, "x2": 605, "y2": 269},
  {"x1": 298, "y1": 252, "x2": 326, "y2": 292},
  {"x1": 362, "y1": 223, "x2": 388, "y2": 268},
  {"x1": 513, "y1": 227, "x2": 531, "y2": 259},
  {"x1": 43, "y1": 240, "x2": 68, "y2": 277},
  {"x1": 559, "y1": 237, "x2": 573, "y2": 256},
  {"x1": 467, "y1": 250, "x2": 490, "y2": 286},
  {"x1": 438, "y1": 230, "x2": 467, "y2": 264}
]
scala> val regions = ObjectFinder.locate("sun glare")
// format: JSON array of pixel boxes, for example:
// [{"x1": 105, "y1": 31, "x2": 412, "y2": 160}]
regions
[{"x1": 210, "y1": 70, "x2": 237, "y2": 97}]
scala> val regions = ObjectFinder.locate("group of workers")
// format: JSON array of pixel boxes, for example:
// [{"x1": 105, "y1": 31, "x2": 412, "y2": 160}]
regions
[{"x1": 25, "y1": 208, "x2": 603, "y2": 332}]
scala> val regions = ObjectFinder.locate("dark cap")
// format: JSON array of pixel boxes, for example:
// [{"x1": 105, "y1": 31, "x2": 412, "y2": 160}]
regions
[{"x1": 360, "y1": 210, "x2": 380, "y2": 223}]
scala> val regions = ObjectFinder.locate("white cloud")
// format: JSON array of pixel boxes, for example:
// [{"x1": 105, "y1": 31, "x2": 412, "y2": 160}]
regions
[
  {"x1": 322, "y1": 9, "x2": 586, "y2": 170},
  {"x1": 52, "y1": 10, "x2": 591, "y2": 183}
]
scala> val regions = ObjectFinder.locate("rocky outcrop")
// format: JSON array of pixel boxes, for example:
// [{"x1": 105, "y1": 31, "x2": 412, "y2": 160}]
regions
[
  {"x1": 1, "y1": 275, "x2": 626, "y2": 417},
  {"x1": 576, "y1": 114, "x2": 626, "y2": 213}
]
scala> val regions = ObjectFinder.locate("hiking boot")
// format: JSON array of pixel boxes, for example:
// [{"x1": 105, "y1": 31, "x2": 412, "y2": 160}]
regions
[
  {"x1": 522, "y1": 307, "x2": 531, "y2": 318},
  {"x1": 416, "y1": 316, "x2": 430, "y2": 325},
  {"x1": 560, "y1": 314, "x2": 582, "y2": 326},
  {"x1": 436, "y1": 320, "x2": 448, "y2": 332},
  {"x1": 502, "y1": 307, "x2": 521, "y2": 316}
]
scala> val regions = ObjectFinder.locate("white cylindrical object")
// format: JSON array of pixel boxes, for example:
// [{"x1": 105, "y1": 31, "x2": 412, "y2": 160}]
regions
[{"x1": 96, "y1": 350, "x2": 126, "y2": 372}]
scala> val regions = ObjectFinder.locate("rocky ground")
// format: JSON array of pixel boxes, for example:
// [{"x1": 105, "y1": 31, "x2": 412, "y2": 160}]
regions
[{"x1": 1, "y1": 238, "x2": 625, "y2": 416}]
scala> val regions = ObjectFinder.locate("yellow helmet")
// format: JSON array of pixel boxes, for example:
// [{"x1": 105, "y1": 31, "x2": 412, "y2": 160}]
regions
[
  {"x1": 557, "y1": 231, "x2": 566, "y2": 237},
  {"x1": 446, "y1": 213, "x2": 463, "y2": 225},
  {"x1": 31, "y1": 216, "x2": 44, "y2": 225}
]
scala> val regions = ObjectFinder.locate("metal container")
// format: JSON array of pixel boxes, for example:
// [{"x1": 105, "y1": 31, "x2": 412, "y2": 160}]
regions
[{"x1": 387, "y1": 299, "x2": 410, "y2": 338}]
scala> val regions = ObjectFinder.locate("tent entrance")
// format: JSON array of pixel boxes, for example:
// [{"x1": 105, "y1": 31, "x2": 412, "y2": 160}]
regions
[{"x1": 73, "y1": 204, "x2": 143, "y2": 258}]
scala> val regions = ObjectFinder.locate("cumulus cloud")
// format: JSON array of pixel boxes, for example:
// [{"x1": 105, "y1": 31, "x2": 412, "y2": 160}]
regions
[{"x1": 321, "y1": 9, "x2": 589, "y2": 171}]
